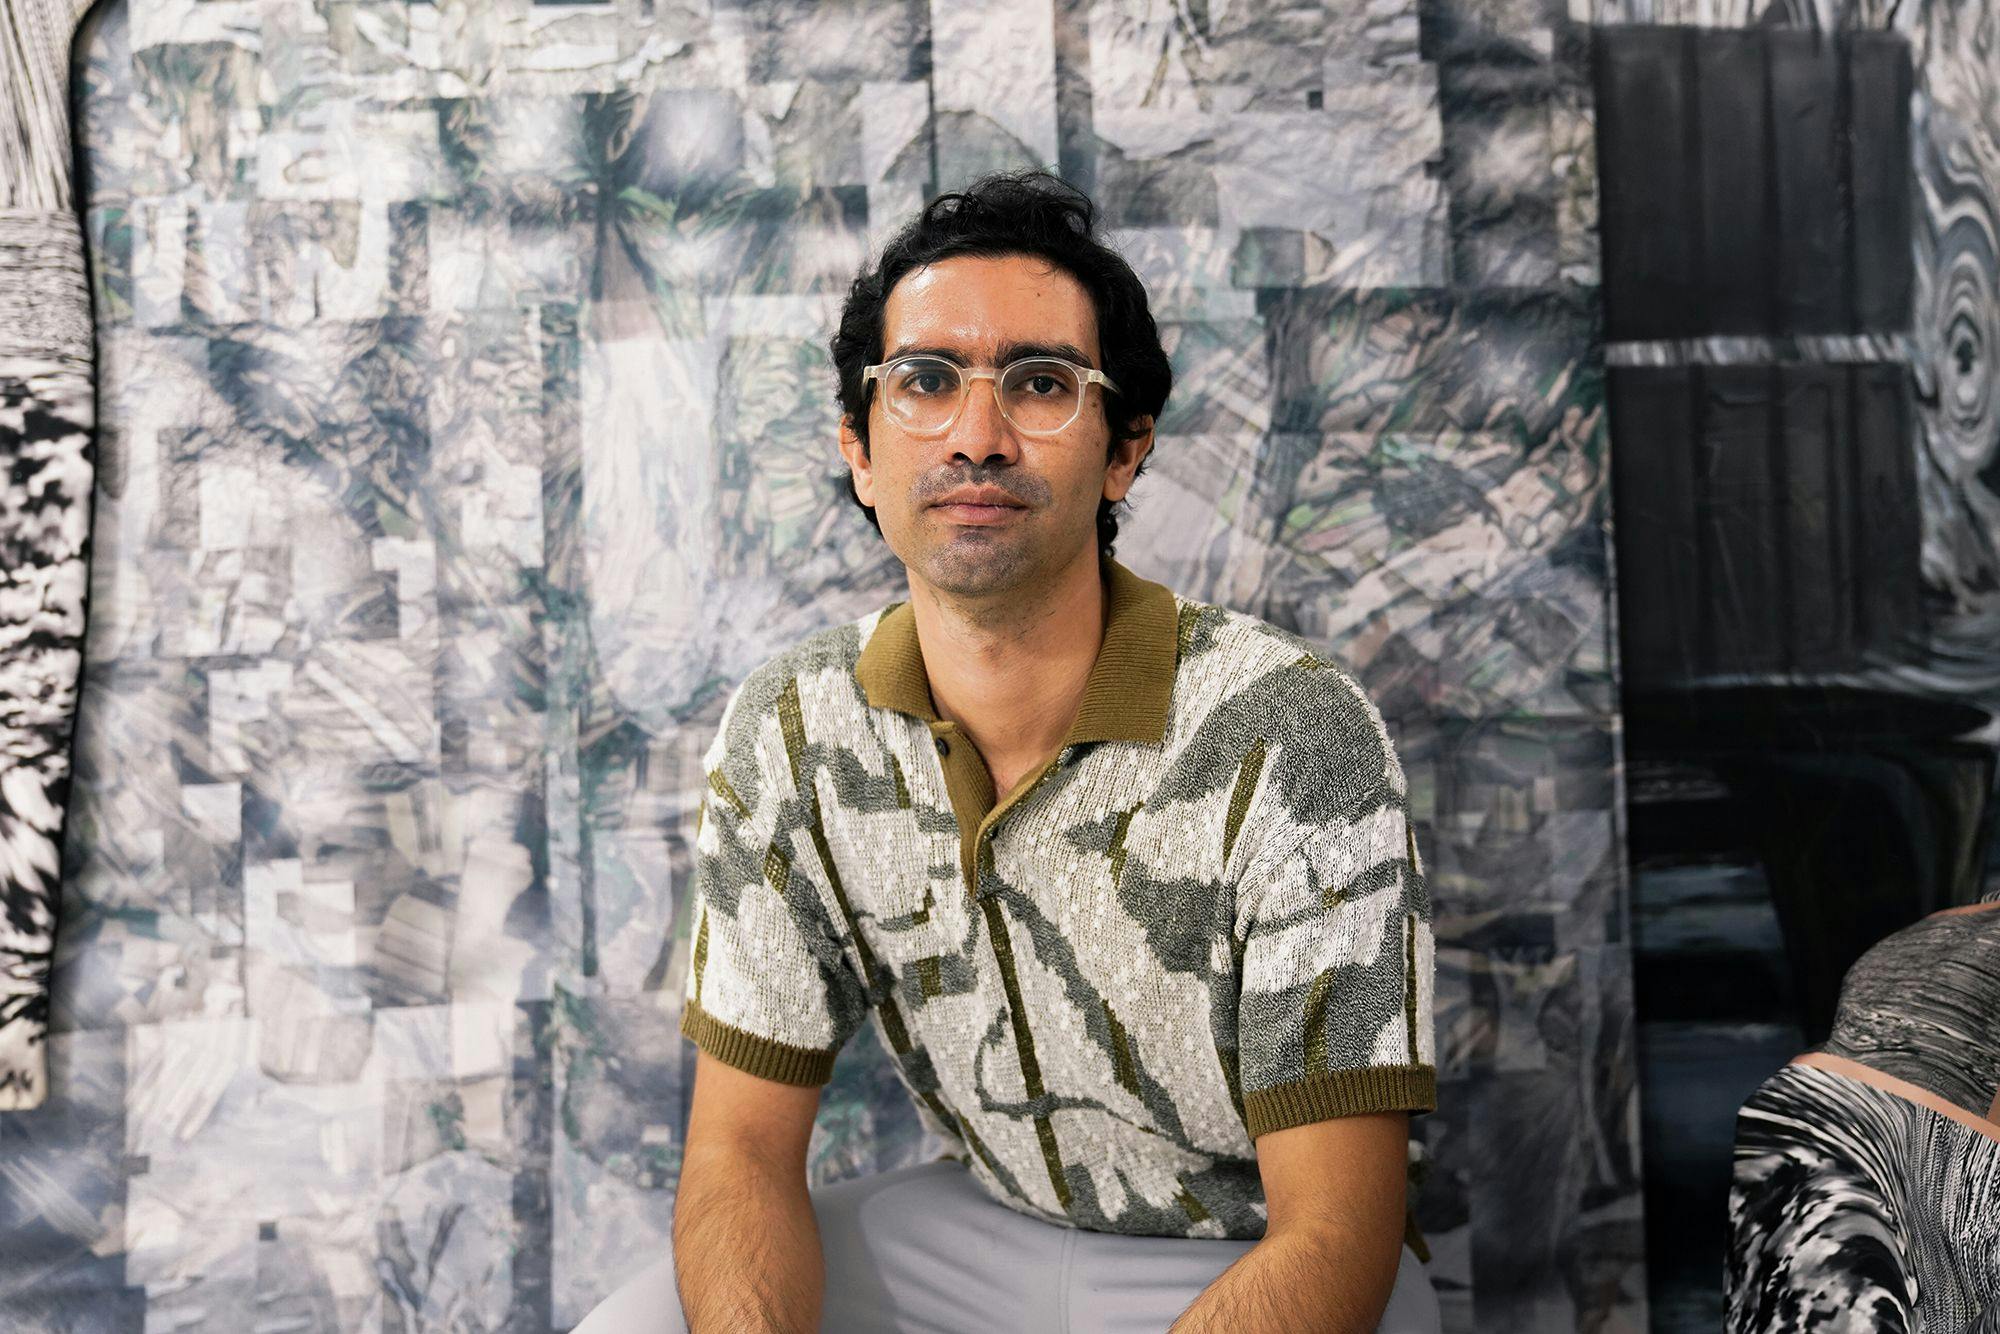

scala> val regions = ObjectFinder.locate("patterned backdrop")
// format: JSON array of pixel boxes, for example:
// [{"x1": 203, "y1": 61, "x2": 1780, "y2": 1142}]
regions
[{"x1": 1, "y1": 0, "x2": 1816, "y2": 1328}]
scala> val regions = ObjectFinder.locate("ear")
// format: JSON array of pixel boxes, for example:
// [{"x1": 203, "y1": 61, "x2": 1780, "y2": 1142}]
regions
[
  {"x1": 838, "y1": 415, "x2": 875, "y2": 507},
  {"x1": 1103, "y1": 415, "x2": 1154, "y2": 504}
]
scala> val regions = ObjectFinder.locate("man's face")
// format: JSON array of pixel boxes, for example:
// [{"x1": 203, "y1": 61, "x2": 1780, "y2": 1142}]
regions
[{"x1": 839, "y1": 253, "x2": 1151, "y2": 600}]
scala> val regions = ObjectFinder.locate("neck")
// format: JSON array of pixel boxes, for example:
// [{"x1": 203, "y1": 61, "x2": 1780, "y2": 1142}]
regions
[{"x1": 907, "y1": 545, "x2": 1107, "y2": 769}]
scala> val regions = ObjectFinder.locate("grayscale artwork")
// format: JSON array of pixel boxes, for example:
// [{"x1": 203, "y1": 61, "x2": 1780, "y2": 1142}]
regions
[
  {"x1": 4, "y1": 0, "x2": 1983, "y2": 1329},
  {"x1": 13, "y1": 0, "x2": 1627, "y2": 1327}
]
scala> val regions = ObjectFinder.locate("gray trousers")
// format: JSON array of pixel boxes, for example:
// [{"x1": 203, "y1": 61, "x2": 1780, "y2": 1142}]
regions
[{"x1": 573, "y1": 1159, "x2": 1442, "y2": 1333}]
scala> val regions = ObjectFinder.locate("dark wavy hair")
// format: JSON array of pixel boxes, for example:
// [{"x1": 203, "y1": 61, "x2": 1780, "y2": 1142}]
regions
[{"x1": 829, "y1": 171, "x2": 1172, "y2": 557}]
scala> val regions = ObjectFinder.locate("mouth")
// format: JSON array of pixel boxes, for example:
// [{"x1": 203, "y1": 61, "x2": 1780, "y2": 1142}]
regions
[{"x1": 933, "y1": 500, "x2": 1026, "y2": 523}]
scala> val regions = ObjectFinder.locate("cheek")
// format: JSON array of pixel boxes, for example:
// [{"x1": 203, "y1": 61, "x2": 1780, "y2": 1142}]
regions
[
  {"x1": 1061, "y1": 442, "x2": 1113, "y2": 495},
  {"x1": 879, "y1": 452, "x2": 919, "y2": 497}
]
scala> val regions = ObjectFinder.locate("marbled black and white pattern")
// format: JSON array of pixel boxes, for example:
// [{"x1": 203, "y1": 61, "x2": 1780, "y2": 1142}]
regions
[
  {"x1": 1728, "y1": 1064, "x2": 2000, "y2": 1334},
  {"x1": 0, "y1": 0, "x2": 101, "y2": 1112},
  {"x1": 1815, "y1": 904, "x2": 2000, "y2": 1118}
]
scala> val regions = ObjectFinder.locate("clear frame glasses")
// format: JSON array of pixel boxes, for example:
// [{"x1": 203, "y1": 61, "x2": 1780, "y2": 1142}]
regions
[{"x1": 861, "y1": 354, "x2": 1121, "y2": 438}]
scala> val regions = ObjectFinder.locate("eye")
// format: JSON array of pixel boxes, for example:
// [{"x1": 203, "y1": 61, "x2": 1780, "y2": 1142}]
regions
[
  {"x1": 896, "y1": 363, "x2": 956, "y2": 397},
  {"x1": 1023, "y1": 373, "x2": 1064, "y2": 396}
]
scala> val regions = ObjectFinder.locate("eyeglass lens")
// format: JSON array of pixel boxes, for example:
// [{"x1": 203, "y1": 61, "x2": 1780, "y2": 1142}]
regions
[{"x1": 882, "y1": 357, "x2": 1084, "y2": 435}]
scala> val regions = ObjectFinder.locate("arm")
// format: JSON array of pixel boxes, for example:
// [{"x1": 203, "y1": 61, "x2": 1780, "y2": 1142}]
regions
[
  {"x1": 671, "y1": 677, "x2": 875, "y2": 1330},
  {"x1": 1182, "y1": 668, "x2": 1436, "y2": 1332},
  {"x1": 672, "y1": 1049, "x2": 827, "y2": 1334},
  {"x1": 1166, "y1": 1111, "x2": 1410, "y2": 1334}
]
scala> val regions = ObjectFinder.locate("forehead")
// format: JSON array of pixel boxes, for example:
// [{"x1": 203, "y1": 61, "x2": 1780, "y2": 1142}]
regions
[{"x1": 881, "y1": 253, "x2": 1101, "y2": 363}]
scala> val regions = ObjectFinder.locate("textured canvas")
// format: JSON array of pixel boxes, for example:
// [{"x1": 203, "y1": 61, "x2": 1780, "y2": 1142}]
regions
[{"x1": 5, "y1": 0, "x2": 1640, "y2": 1329}]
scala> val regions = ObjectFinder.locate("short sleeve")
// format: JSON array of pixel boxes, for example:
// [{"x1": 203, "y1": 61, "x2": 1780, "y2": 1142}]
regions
[
  {"x1": 678, "y1": 732, "x2": 871, "y2": 1088},
  {"x1": 1234, "y1": 783, "x2": 1437, "y2": 1139}
]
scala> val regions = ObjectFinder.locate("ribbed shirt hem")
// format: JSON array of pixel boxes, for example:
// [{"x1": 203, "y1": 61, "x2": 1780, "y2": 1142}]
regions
[
  {"x1": 679, "y1": 999, "x2": 839, "y2": 1087},
  {"x1": 1243, "y1": 1065, "x2": 1438, "y2": 1139}
]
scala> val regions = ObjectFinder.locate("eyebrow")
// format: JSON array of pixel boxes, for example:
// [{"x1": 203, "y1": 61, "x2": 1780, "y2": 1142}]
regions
[{"x1": 882, "y1": 341, "x2": 1099, "y2": 369}]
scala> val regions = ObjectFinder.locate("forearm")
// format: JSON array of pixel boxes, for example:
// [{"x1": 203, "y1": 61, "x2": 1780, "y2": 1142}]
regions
[
  {"x1": 1166, "y1": 1224, "x2": 1396, "y2": 1334},
  {"x1": 671, "y1": 1146, "x2": 824, "y2": 1334}
]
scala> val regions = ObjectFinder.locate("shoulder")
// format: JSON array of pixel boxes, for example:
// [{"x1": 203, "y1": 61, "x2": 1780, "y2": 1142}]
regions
[
  {"x1": 1168, "y1": 598, "x2": 1408, "y2": 889},
  {"x1": 724, "y1": 616, "x2": 868, "y2": 716},
  {"x1": 1174, "y1": 597, "x2": 1402, "y2": 788},
  {"x1": 1176, "y1": 595, "x2": 1377, "y2": 694},
  {"x1": 703, "y1": 610, "x2": 877, "y2": 802}
]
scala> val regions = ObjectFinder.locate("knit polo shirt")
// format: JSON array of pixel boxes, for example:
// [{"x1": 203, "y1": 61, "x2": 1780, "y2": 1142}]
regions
[{"x1": 679, "y1": 550, "x2": 1437, "y2": 1240}]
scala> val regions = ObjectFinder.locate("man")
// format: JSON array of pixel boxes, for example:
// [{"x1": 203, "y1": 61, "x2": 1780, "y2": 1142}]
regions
[{"x1": 577, "y1": 171, "x2": 1440, "y2": 1333}]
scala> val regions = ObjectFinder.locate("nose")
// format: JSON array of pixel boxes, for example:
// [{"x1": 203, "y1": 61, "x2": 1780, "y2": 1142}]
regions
[{"x1": 943, "y1": 376, "x2": 1019, "y2": 465}]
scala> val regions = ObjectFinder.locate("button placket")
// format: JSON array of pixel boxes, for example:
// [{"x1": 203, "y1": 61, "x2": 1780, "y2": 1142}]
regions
[
  {"x1": 932, "y1": 730, "x2": 1079, "y2": 1217},
  {"x1": 927, "y1": 722, "x2": 982, "y2": 903}
]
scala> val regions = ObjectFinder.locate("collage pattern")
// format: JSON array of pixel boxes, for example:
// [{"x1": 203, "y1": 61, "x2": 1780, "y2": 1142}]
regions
[{"x1": 5, "y1": 0, "x2": 1639, "y2": 1329}]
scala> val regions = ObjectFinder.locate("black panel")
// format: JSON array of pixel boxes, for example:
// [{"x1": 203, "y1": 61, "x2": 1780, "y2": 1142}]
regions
[
  {"x1": 1851, "y1": 363, "x2": 1922, "y2": 656},
  {"x1": 1611, "y1": 363, "x2": 1923, "y2": 687},
  {"x1": 1594, "y1": 27, "x2": 1697, "y2": 340},
  {"x1": 1767, "y1": 30, "x2": 1848, "y2": 333},
  {"x1": 1609, "y1": 369, "x2": 1702, "y2": 689},
  {"x1": 1779, "y1": 366, "x2": 1852, "y2": 672},
  {"x1": 1847, "y1": 32, "x2": 1916, "y2": 330},
  {"x1": 1698, "y1": 368, "x2": 1784, "y2": 676},
  {"x1": 1594, "y1": 25, "x2": 1914, "y2": 339},
  {"x1": 1693, "y1": 30, "x2": 1771, "y2": 335}
]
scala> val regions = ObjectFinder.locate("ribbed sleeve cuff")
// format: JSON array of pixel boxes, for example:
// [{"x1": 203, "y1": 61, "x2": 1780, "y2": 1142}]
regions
[
  {"x1": 1243, "y1": 1064, "x2": 1438, "y2": 1139},
  {"x1": 679, "y1": 999, "x2": 840, "y2": 1087}
]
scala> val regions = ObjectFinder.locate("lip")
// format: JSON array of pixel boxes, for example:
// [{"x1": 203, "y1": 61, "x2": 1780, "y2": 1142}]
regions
[
  {"x1": 931, "y1": 487, "x2": 1026, "y2": 525},
  {"x1": 934, "y1": 488, "x2": 1025, "y2": 509},
  {"x1": 935, "y1": 503, "x2": 1024, "y2": 525}
]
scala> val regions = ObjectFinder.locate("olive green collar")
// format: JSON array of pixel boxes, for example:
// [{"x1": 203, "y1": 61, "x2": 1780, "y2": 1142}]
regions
[{"x1": 855, "y1": 551, "x2": 1179, "y2": 745}]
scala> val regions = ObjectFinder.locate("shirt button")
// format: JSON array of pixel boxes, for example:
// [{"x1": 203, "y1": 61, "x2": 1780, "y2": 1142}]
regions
[{"x1": 935, "y1": 737, "x2": 949, "y2": 755}]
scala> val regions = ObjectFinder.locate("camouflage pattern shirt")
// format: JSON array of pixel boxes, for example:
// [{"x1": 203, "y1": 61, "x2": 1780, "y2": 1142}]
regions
[{"x1": 680, "y1": 551, "x2": 1437, "y2": 1240}]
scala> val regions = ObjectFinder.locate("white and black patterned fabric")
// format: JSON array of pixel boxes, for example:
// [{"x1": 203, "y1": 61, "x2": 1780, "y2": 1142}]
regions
[
  {"x1": 1727, "y1": 1065, "x2": 2000, "y2": 1333},
  {"x1": 1814, "y1": 901, "x2": 2000, "y2": 1116},
  {"x1": 1728, "y1": 903, "x2": 2000, "y2": 1332},
  {"x1": 0, "y1": 0, "x2": 100, "y2": 1111}
]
